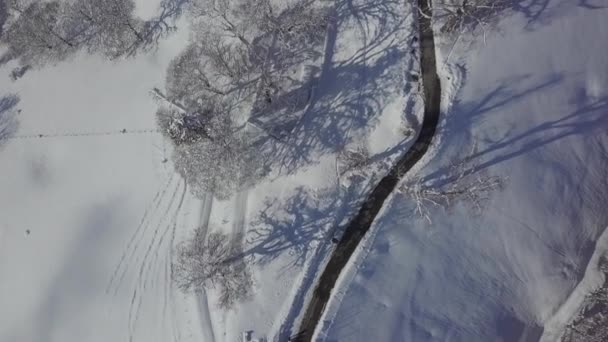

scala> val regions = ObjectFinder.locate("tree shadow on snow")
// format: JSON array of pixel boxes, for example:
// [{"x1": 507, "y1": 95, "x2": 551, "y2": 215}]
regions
[
  {"x1": 422, "y1": 72, "x2": 608, "y2": 188},
  {"x1": 437, "y1": 0, "x2": 607, "y2": 40},
  {"x1": 243, "y1": 179, "x2": 375, "y2": 269},
  {"x1": 509, "y1": 0, "x2": 607, "y2": 31},
  {"x1": 0, "y1": 94, "x2": 20, "y2": 150},
  {"x1": 243, "y1": 180, "x2": 376, "y2": 341},
  {"x1": 253, "y1": 0, "x2": 415, "y2": 177}
]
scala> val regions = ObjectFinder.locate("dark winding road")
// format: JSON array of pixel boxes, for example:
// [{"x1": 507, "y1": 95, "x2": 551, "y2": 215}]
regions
[{"x1": 294, "y1": 0, "x2": 441, "y2": 340}]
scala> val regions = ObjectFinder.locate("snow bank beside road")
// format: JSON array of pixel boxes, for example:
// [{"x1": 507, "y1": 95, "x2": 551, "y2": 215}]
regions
[{"x1": 541, "y1": 226, "x2": 608, "y2": 342}]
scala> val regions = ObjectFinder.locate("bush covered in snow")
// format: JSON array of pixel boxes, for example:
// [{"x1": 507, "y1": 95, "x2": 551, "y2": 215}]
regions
[{"x1": 173, "y1": 229, "x2": 253, "y2": 309}]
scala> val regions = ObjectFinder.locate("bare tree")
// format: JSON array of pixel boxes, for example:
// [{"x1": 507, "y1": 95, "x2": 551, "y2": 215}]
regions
[
  {"x1": 269, "y1": 1, "x2": 329, "y2": 52},
  {"x1": 2, "y1": 0, "x2": 77, "y2": 66},
  {"x1": 63, "y1": 0, "x2": 146, "y2": 59},
  {"x1": 173, "y1": 229, "x2": 253, "y2": 308},
  {"x1": 156, "y1": 97, "x2": 257, "y2": 200},
  {"x1": 154, "y1": 0, "x2": 329, "y2": 201},
  {"x1": 164, "y1": 40, "x2": 253, "y2": 109},
  {"x1": 171, "y1": 128, "x2": 253, "y2": 200},
  {"x1": 188, "y1": 0, "x2": 266, "y2": 46},
  {"x1": 400, "y1": 148, "x2": 506, "y2": 223},
  {"x1": 155, "y1": 34, "x2": 260, "y2": 200},
  {"x1": 135, "y1": 0, "x2": 190, "y2": 55},
  {"x1": 416, "y1": 0, "x2": 510, "y2": 41},
  {"x1": 1, "y1": 0, "x2": 185, "y2": 66}
]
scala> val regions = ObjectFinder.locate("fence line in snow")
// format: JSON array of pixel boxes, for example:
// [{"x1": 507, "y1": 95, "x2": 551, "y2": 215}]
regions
[{"x1": 6, "y1": 128, "x2": 161, "y2": 140}]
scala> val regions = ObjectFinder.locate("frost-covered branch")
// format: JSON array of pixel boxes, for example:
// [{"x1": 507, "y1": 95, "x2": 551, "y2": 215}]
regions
[
  {"x1": 416, "y1": 0, "x2": 510, "y2": 38},
  {"x1": 1, "y1": 0, "x2": 186, "y2": 67},
  {"x1": 400, "y1": 146, "x2": 506, "y2": 223}
]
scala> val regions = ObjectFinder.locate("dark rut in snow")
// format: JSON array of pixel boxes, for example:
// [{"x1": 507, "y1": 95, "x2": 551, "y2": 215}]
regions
[{"x1": 295, "y1": 0, "x2": 441, "y2": 340}]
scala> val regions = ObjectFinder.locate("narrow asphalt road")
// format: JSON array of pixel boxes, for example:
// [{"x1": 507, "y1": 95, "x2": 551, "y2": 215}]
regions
[{"x1": 294, "y1": 0, "x2": 441, "y2": 340}]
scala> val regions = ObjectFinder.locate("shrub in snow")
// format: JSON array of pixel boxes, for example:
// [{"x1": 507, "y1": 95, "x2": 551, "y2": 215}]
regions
[
  {"x1": 400, "y1": 123, "x2": 416, "y2": 139},
  {"x1": 173, "y1": 229, "x2": 253, "y2": 309},
  {"x1": 338, "y1": 145, "x2": 370, "y2": 175},
  {"x1": 400, "y1": 146, "x2": 506, "y2": 223}
]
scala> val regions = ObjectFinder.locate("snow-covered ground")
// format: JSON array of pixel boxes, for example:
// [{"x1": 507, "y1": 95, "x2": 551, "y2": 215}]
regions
[
  {"x1": 0, "y1": 19, "x2": 202, "y2": 341},
  {"x1": 322, "y1": 1, "x2": 608, "y2": 341},
  {"x1": 0, "y1": 0, "x2": 418, "y2": 341},
  {"x1": 1, "y1": 0, "x2": 606, "y2": 341}
]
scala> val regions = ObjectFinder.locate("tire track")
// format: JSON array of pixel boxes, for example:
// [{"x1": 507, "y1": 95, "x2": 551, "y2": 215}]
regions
[
  {"x1": 231, "y1": 190, "x2": 249, "y2": 246},
  {"x1": 196, "y1": 288, "x2": 217, "y2": 342},
  {"x1": 195, "y1": 192, "x2": 216, "y2": 342}
]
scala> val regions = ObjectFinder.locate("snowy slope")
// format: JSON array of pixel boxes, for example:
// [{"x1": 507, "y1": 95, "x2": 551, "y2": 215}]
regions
[{"x1": 323, "y1": 2, "x2": 608, "y2": 342}]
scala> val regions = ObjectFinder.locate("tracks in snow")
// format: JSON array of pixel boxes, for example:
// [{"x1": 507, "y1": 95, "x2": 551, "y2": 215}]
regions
[
  {"x1": 195, "y1": 192, "x2": 217, "y2": 342},
  {"x1": 105, "y1": 175, "x2": 188, "y2": 342},
  {"x1": 231, "y1": 190, "x2": 249, "y2": 246}
]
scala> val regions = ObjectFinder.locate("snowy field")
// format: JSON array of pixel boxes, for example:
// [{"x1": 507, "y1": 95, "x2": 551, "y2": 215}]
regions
[{"x1": 322, "y1": 1, "x2": 608, "y2": 342}]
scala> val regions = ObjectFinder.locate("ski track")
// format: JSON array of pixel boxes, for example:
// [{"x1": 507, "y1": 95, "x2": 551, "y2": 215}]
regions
[
  {"x1": 167, "y1": 183, "x2": 190, "y2": 342},
  {"x1": 127, "y1": 179, "x2": 185, "y2": 342},
  {"x1": 111, "y1": 176, "x2": 179, "y2": 297},
  {"x1": 155, "y1": 181, "x2": 186, "y2": 313},
  {"x1": 105, "y1": 174, "x2": 175, "y2": 294},
  {"x1": 101, "y1": 171, "x2": 188, "y2": 342},
  {"x1": 106, "y1": 154, "x2": 221, "y2": 342},
  {"x1": 145, "y1": 180, "x2": 187, "y2": 291}
]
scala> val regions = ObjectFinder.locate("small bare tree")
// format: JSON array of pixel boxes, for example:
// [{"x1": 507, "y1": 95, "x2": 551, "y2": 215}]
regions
[
  {"x1": 173, "y1": 229, "x2": 253, "y2": 308},
  {"x1": 400, "y1": 147, "x2": 506, "y2": 223},
  {"x1": 416, "y1": 0, "x2": 510, "y2": 42},
  {"x1": 135, "y1": 0, "x2": 190, "y2": 55}
]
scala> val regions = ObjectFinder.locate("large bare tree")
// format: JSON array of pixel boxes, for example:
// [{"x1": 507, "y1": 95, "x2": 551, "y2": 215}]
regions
[
  {"x1": 1, "y1": 0, "x2": 186, "y2": 66},
  {"x1": 3, "y1": 0, "x2": 77, "y2": 66}
]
